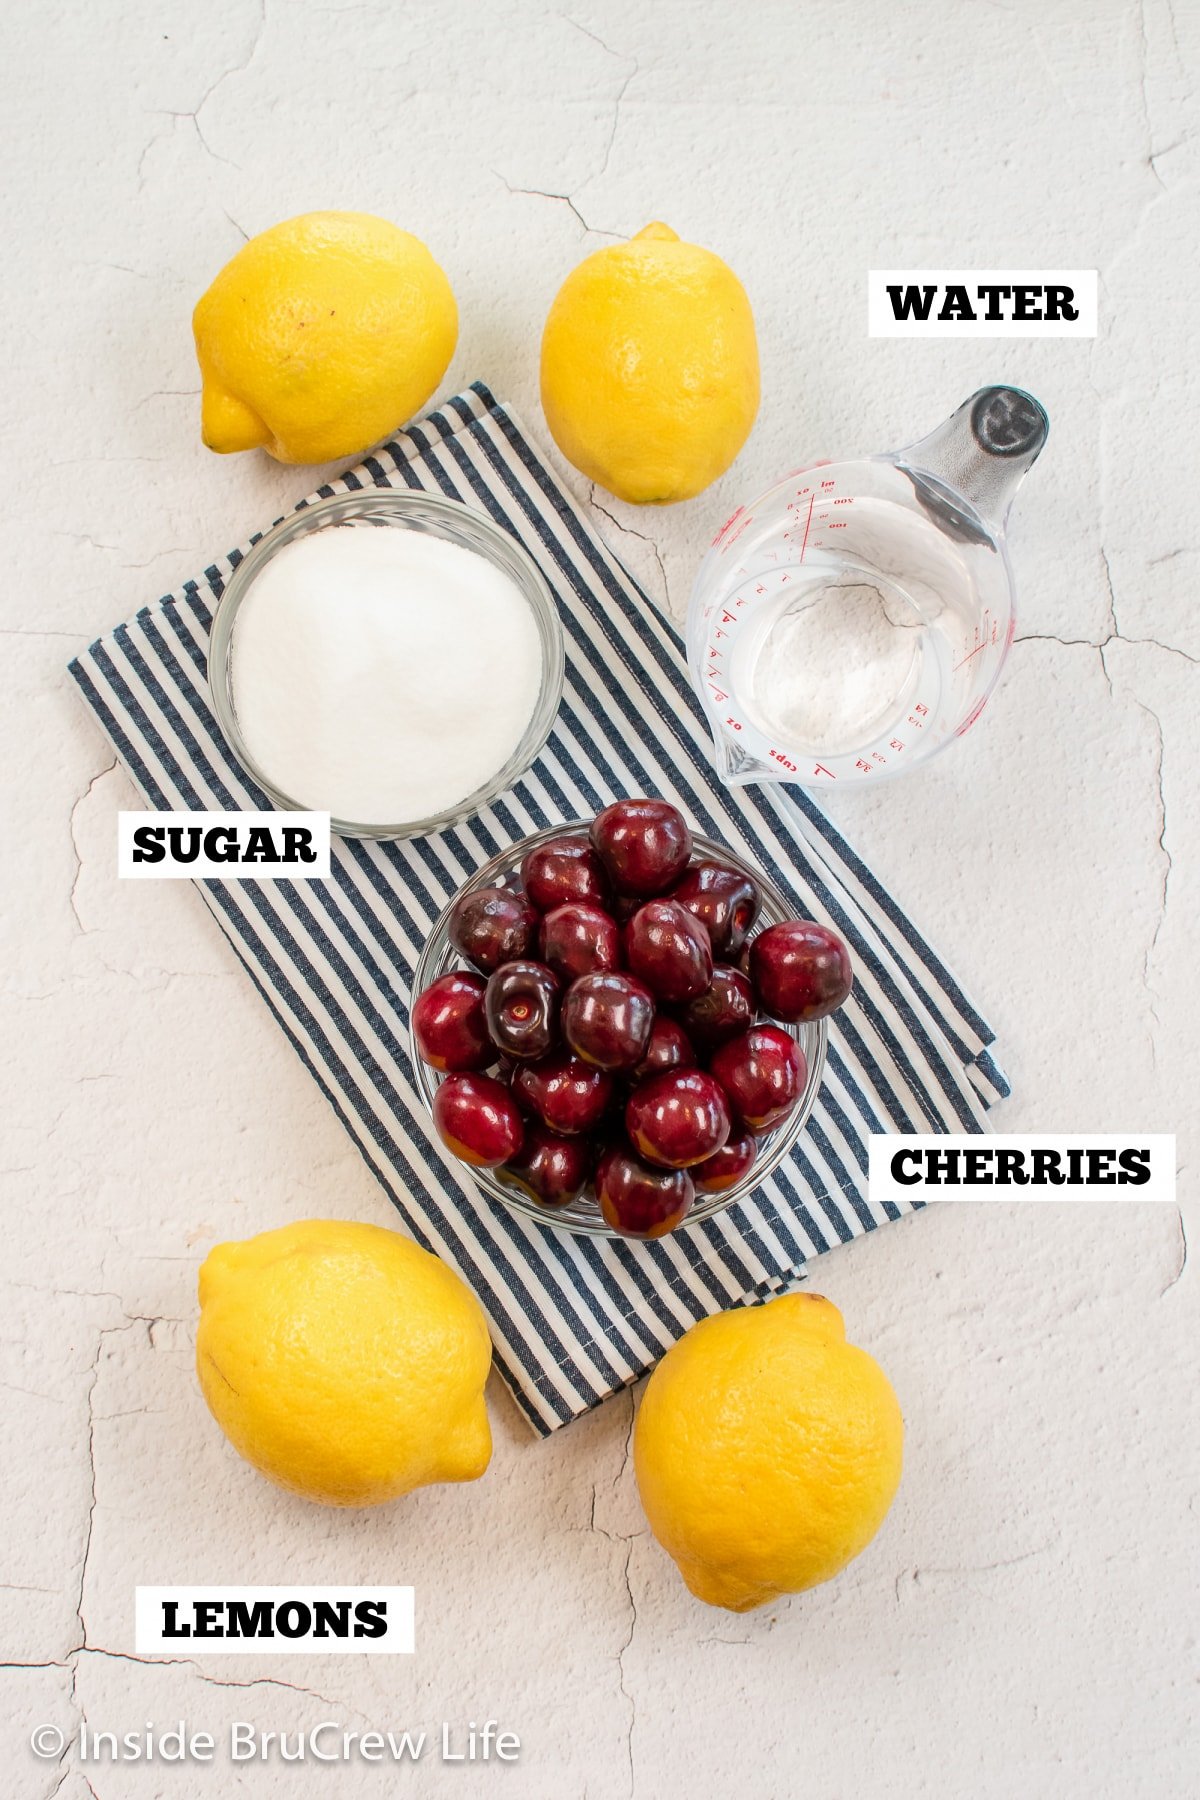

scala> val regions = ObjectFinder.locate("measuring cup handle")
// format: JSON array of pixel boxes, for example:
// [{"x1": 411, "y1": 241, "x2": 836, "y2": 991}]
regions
[{"x1": 895, "y1": 386, "x2": 1049, "y2": 533}]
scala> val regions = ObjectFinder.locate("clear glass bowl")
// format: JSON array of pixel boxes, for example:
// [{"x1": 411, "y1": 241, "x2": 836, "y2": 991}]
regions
[
  {"x1": 410, "y1": 824, "x2": 828, "y2": 1237},
  {"x1": 207, "y1": 490, "x2": 565, "y2": 839}
]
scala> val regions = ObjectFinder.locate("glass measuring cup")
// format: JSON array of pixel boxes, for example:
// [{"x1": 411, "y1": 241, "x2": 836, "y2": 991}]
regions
[{"x1": 686, "y1": 387, "x2": 1048, "y2": 787}]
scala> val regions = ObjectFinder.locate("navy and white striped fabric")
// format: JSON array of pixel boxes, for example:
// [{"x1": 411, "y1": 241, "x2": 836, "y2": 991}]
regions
[{"x1": 69, "y1": 383, "x2": 1008, "y2": 1436}]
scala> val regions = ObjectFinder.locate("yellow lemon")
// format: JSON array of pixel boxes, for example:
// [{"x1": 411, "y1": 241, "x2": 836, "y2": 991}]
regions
[
  {"x1": 193, "y1": 211, "x2": 457, "y2": 464},
  {"x1": 539, "y1": 221, "x2": 759, "y2": 505},
  {"x1": 633, "y1": 1293, "x2": 902, "y2": 1611},
  {"x1": 196, "y1": 1220, "x2": 491, "y2": 1507}
]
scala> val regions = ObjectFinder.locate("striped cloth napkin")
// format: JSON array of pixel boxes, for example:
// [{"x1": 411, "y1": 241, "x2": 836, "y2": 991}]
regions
[{"x1": 69, "y1": 383, "x2": 1007, "y2": 1435}]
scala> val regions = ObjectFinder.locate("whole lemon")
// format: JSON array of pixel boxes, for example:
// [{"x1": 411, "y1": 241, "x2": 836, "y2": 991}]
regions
[
  {"x1": 539, "y1": 222, "x2": 759, "y2": 505},
  {"x1": 634, "y1": 1293, "x2": 902, "y2": 1611},
  {"x1": 193, "y1": 211, "x2": 457, "y2": 464},
  {"x1": 196, "y1": 1220, "x2": 491, "y2": 1506}
]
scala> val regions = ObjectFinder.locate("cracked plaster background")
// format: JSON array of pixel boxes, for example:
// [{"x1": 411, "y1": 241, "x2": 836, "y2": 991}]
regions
[{"x1": 1, "y1": 1, "x2": 1197, "y2": 1795}]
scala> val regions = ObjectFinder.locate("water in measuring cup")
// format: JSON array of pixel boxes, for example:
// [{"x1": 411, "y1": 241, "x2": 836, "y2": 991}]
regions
[{"x1": 726, "y1": 497, "x2": 982, "y2": 765}]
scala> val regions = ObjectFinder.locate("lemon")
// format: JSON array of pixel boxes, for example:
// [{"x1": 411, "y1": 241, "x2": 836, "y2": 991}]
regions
[
  {"x1": 193, "y1": 211, "x2": 457, "y2": 464},
  {"x1": 539, "y1": 222, "x2": 759, "y2": 505},
  {"x1": 633, "y1": 1293, "x2": 902, "y2": 1611},
  {"x1": 196, "y1": 1220, "x2": 491, "y2": 1507}
]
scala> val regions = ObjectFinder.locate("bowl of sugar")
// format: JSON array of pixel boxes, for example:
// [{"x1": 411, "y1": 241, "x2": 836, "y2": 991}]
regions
[{"x1": 208, "y1": 490, "x2": 565, "y2": 839}]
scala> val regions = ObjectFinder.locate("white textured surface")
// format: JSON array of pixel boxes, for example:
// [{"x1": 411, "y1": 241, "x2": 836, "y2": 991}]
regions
[{"x1": 2, "y1": 2, "x2": 1197, "y2": 1795}]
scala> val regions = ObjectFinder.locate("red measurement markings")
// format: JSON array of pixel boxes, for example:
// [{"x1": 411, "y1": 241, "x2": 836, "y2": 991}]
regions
[
  {"x1": 812, "y1": 764, "x2": 836, "y2": 779},
  {"x1": 715, "y1": 510, "x2": 754, "y2": 552},
  {"x1": 953, "y1": 641, "x2": 988, "y2": 671},
  {"x1": 799, "y1": 493, "x2": 815, "y2": 563},
  {"x1": 953, "y1": 611, "x2": 996, "y2": 671}
]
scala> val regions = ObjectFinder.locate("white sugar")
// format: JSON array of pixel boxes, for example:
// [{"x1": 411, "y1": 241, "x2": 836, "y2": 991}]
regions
[{"x1": 230, "y1": 525, "x2": 543, "y2": 827}]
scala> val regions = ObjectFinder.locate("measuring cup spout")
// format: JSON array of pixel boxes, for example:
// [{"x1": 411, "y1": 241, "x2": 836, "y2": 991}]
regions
[
  {"x1": 709, "y1": 724, "x2": 771, "y2": 787},
  {"x1": 895, "y1": 385, "x2": 1049, "y2": 538}
]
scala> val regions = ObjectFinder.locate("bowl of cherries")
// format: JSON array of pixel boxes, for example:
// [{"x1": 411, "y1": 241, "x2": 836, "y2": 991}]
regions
[{"x1": 409, "y1": 799, "x2": 853, "y2": 1239}]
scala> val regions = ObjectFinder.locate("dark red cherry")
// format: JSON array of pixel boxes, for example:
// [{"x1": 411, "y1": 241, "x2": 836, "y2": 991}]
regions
[
  {"x1": 692, "y1": 1134, "x2": 757, "y2": 1194},
  {"x1": 538, "y1": 902, "x2": 622, "y2": 984},
  {"x1": 625, "y1": 1069, "x2": 731, "y2": 1169},
  {"x1": 590, "y1": 799, "x2": 692, "y2": 897},
  {"x1": 448, "y1": 886, "x2": 538, "y2": 973},
  {"x1": 511, "y1": 1050, "x2": 613, "y2": 1136},
  {"x1": 561, "y1": 972, "x2": 654, "y2": 1072},
  {"x1": 622, "y1": 900, "x2": 713, "y2": 1004},
  {"x1": 670, "y1": 861, "x2": 761, "y2": 960},
  {"x1": 631, "y1": 1015, "x2": 696, "y2": 1084},
  {"x1": 594, "y1": 1147, "x2": 695, "y2": 1239},
  {"x1": 521, "y1": 834, "x2": 611, "y2": 912},
  {"x1": 679, "y1": 966, "x2": 755, "y2": 1055},
  {"x1": 412, "y1": 971, "x2": 490, "y2": 1072},
  {"x1": 484, "y1": 960, "x2": 560, "y2": 1060},
  {"x1": 433, "y1": 1073, "x2": 524, "y2": 1166},
  {"x1": 749, "y1": 921, "x2": 853, "y2": 1023},
  {"x1": 499, "y1": 1123, "x2": 592, "y2": 1208},
  {"x1": 709, "y1": 1025, "x2": 806, "y2": 1136}
]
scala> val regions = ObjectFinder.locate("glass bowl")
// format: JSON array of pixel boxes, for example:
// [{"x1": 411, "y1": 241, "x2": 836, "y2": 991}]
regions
[
  {"x1": 410, "y1": 823, "x2": 828, "y2": 1237},
  {"x1": 207, "y1": 490, "x2": 565, "y2": 840}
]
